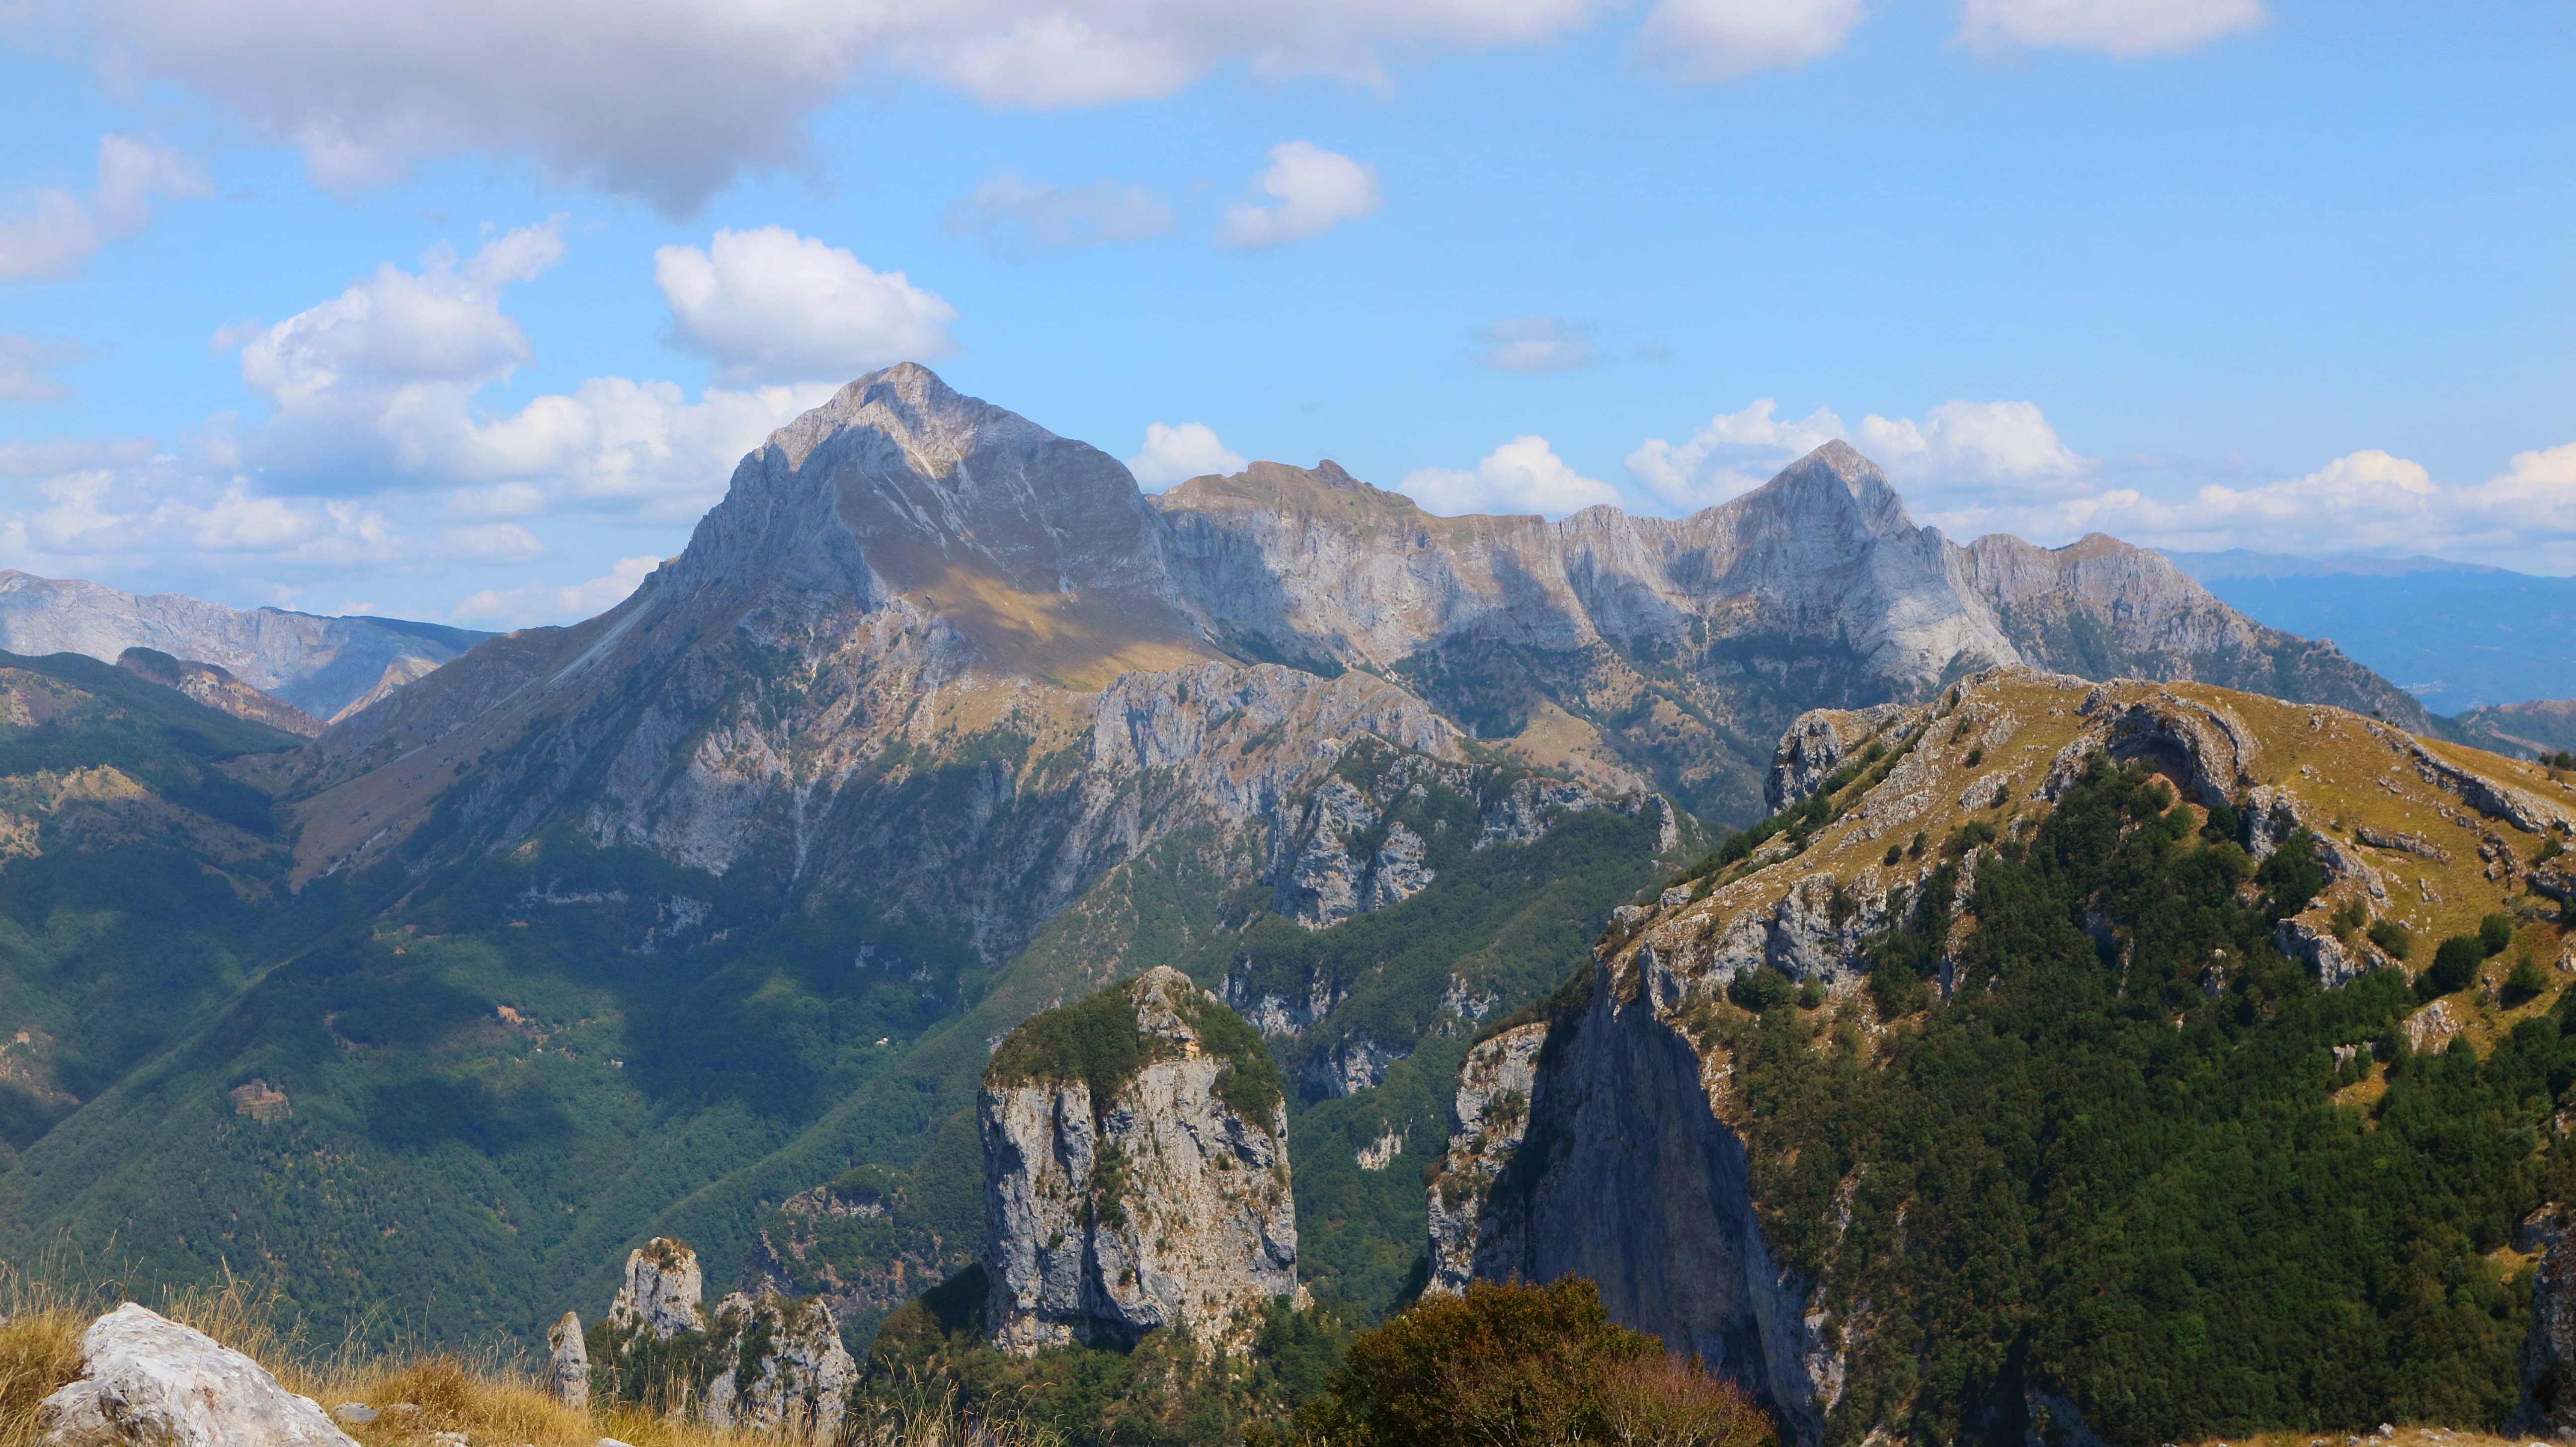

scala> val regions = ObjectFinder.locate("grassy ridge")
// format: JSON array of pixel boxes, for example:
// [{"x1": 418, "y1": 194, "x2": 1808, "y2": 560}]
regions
[{"x1": 1715, "y1": 757, "x2": 2569, "y2": 1441}]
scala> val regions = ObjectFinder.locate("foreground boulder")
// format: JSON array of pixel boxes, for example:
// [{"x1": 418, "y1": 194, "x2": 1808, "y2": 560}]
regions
[
  {"x1": 981, "y1": 965, "x2": 1300, "y2": 1354},
  {"x1": 547, "y1": 1310, "x2": 587, "y2": 1407},
  {"x1": 37, "y1": 1303, "x2": 356, "y2": 1447}
]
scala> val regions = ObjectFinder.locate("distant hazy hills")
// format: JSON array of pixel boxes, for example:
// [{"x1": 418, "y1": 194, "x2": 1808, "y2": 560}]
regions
[
  {"x1": 2165, "y1": 548, "x2": 2576, "y2": 714},
  {"x1": 0, "y1": 570, "x2": 494, "y2": 722}
]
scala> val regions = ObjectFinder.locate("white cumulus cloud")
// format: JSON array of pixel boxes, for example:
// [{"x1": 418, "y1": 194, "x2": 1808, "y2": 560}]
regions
[
  {"x1": 1402, "y1": 436, "x2": 1622, "y2": 517},
  {"x1": 1126, "y1": 422, "x2": 1247, "y2": 491},
  {"x1": 1852, "y1": 400, "x2": 2091, "y2": 487},
  {"x1": 1628, "y1": 396, "x2": 2094, "y2": 512},
  {"x1": 1625, "y1": 398, "x2": 1851, "y2": 509},
  {"x1": 655, "y1": 227, "x2": 958, "y2": 385},
  {"x1": 1961, "y1": 0, "x2": 2267, "y2": 55},
  {"x1": 1218, "y1": 142, "x2": 1384, "y2": 250},
  {"x1": 67, "y1": 0, "x2": 1608, "y2": 214},
  {"x1": 0, "y1": 135, "x2": 208, "y2": 281},
  {"x1": 1639, "y1": 0, "x2": 1867, "y2": 80},
  {"x1": 448, "y1": 554, "x2": 664, "y2": 628},
  {"x1": 946, "y1": 171, "x2": 1175, "y2": 258}
]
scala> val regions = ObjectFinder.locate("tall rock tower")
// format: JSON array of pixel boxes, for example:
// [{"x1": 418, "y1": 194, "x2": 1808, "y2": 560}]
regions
[{"x1": 980, "y1": 966, "x2": 1301, "y2": 1354}]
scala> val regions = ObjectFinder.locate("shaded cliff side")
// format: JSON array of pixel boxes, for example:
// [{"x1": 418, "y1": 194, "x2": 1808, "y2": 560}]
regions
[{"x1": 1432, "y1": 667, "x2": 2576, "y2": 1444}]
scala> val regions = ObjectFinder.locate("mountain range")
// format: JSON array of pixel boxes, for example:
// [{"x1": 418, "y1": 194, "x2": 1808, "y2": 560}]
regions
[
  {"x1": 0, "y1": 569, "x2": 494, "y2": 723},
  {"x1": 2165, "y1": 548, "x2": 2576, "y2": 714},
  {"x1": 0, "y1": 362, "x2": 2553, "y2": 1367}
]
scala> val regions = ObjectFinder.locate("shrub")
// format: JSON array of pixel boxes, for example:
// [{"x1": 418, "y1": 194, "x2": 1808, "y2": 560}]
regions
[
  {"x1": 1300, "y1": 1278, "x2": 1772, "y2": 1447},
  {"x1": 2368, "y1": 918, "x2": 2414, "y2": 962},
  {"x1": 1883, "y1": 844, "x2": 1903, "y2": 867},
  {"x1": 1729, "y1": 967, "x2": 1793, "y2": 1012},
  {"x1": 2254, "y1": 830, "x2": 2326, "y2": 919},
  {"x1": 1962, "y1": 747, "x2": 1984, "y2": 769},
  {"x1": 1943, "y1": 821, "x2": 1998, "y2": 858},
  {"x1": 1907, "y1": 831, "x2": 1927, "y2": 860},
  {"x1": 2202, "y1": 797, "x2": 2241, "y2": 844},
  {"x1": 2504, "y1": 956, "x2": 2552, "y2": 1008},
  {"x1": 2481, "y1": 912, "x2": 2516, "y2": 957},
  {"x1": 2418, "y1": 935, "x2": 2484, "y2": 1000}
]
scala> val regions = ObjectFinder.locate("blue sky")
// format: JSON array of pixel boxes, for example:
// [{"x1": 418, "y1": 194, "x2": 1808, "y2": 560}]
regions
[{"x1": 2, "y1": 0, "x2": 2570, "y2": 626}]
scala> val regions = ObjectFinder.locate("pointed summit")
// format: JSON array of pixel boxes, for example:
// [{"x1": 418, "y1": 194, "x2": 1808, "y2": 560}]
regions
[{"x1": 667, "y1": 363, "x2": 1221, "y2": 688}]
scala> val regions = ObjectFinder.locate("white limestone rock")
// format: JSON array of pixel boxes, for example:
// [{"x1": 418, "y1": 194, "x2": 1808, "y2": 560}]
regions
[
  {"x1": 703, "y1": 1289, "x2": 857, "y2": 1438},
  {"x1": 609, "y1": 1237, "x2": 706, "y2": 1339},
  {"x1": 547, "y1": 1310, "x2": 588, "y2": 1408},
  {"x1": 982, "y1": 966, "x2": 1298, "y2": 1356},
  {"x1": 1426, "y1": 1021, "x2": 1547, "y2": 1295},
  {"x1": 36, "y1": 1302, "x2": 357, "y2": 1447}
]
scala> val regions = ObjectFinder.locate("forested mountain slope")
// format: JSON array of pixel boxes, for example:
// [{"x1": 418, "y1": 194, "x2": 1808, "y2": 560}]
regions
[
  {"x1": 1431, "y1": 666, "x2": 2576, "y2": 1445},
  {"x1": 0, "y1": 365, "x2": 2488, "y2": 1362}
]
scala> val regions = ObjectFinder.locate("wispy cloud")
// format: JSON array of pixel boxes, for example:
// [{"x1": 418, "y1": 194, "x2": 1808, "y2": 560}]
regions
[{"x1": 0, "y1": 135, "x2": 207, "y2": 281}]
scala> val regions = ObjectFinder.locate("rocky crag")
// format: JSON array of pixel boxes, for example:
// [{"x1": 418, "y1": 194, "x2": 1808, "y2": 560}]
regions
[
  {"x1": 0, "y1": 569, "x2": 488, "y2": 720},
  {"x1": 584, "y1": 1236, "x2": 858, "y2": 1435},
  {"x1": 981, "y1": 966, "x2": 1299, "y2": 1354},
  {"x1": 1155, "y1": 446, "x2": 2446, "y2": 823},
  {"x1": 0, "y1": 362, "x2": 2495, "y2": 1358},
  {"x1": 1428, "y1": 666, "x2": 2576, "y2": 1444}
]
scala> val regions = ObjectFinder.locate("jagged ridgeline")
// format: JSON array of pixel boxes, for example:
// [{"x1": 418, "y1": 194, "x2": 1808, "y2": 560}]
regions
[
  {"x1": 1429, "y1": 665, "x2": 2576, "y2": 1445},
  {"x1": 0, "y1": 363, "x2": 2511, "y2": 1372}
]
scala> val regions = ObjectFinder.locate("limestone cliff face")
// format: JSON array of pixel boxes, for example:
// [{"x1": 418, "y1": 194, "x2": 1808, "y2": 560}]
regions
[
  {"x1": 1429, "y1": 667, "x2": 2576, "y2": 1444},
  {"x1": 2520, "y1": 1212, "x2": 2576, "y2": 1434},
  {"x1": 981, "y1": 967, "x2": 1298, "y2": 1354},
  {"x1": 608, "y1": 1237, "x2": 706, "y2": 1339},
  {"x1": 1153, "y1": 445, "x2": 2442, "y2": 824},
  {"x1": 1425, "y1": 1021, "x2": 1545, "y2": 1293},
  {"x1": 703, "y1": 1289, "x2": 857, "y2": 1437},
  {"x1": 268, "y1": 366, "x2": 1540, "y2": 975}
]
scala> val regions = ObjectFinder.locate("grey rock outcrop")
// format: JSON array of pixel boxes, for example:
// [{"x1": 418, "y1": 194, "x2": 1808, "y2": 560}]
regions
[
  {"x1": 703, "y1": 1289, "x2": 856, "y2": 1437},
  {"x1": 547, "y1": 1311, "x2": 587, "y2": 1408},
  {"x1": 609, "y1": 1237, "x2": 706, "y2": 1339},
  {"x1": 1426, "y1": 1021, "x2": 1547, "y2": 1294},
  {"x1": 37, "y1": 1302, "x2": 357, "y2": 1447},
  {"x1": 982, "y1": 966, "x2": 1298, "y2": 1354},
  {"x1": 2520, "y1": 1225, "x2": 2576, "y2": 1434},
  {"x1": 1767, "y1": 705, "x2": 1905, "y2": 814},
  {"x1": 0, "y1": 568, "x2": 484, "y2": 719}
]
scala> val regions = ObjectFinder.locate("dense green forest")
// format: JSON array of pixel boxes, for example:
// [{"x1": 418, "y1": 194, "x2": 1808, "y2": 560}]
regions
[
  {"x1": 1708, "y1": 757, "x2": 2570, "y2": 1442},
  {"x1": 0, "y1": 651, "x2": 1664, "y2": 1360}
]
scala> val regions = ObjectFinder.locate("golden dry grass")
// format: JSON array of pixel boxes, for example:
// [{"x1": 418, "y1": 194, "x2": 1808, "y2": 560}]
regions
[{"x1": 0, "y1": 1268, "x2": 1051, "y2": 1447}]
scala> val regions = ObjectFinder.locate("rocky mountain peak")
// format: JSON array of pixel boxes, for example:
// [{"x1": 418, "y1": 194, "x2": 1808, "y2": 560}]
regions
[
  {"x1": 1727, "y1": 438, "x2": 1917, "y2": 540},
  {"x1": 663, "y1": 362, "x2": 1216, "y2": 687}
]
